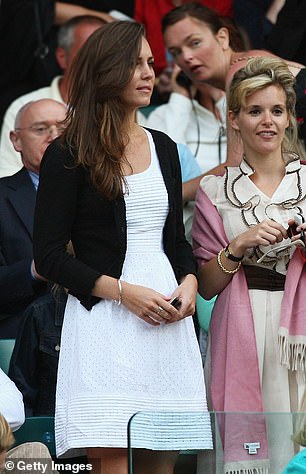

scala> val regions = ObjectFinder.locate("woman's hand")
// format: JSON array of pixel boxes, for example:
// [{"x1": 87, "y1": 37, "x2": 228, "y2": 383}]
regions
[
  {"x1": 198, "y1": 220, "x2": 289, "y2": 300},
  {"x1": 120, "y1": 282, "x2": 183, "y2": 326},
  {"x1": 171, "y1": 65, "x2": 196, "y2": 98},
  {"x1": 166, "y1": 273, "x2": 198, "y2": 323},
  {"x1": 230, "y1": 219, "x2": 288, "y2": 256},
  {"x1": 287, "y1": 216, "x2": 306, "y2": 244}
]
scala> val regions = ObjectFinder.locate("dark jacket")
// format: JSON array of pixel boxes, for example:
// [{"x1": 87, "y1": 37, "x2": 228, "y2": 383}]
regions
[
  {"x1": 265, "y1": 0, "x2": 306, "y2": 65},
  {"x1": 0, "y1": 167, "x2": 47, "y2": 336},
  {"x1": 33, "y1": 128, "x2": 197, "y2": 310},
  {"x1": 9, "y1": 289, "x2": 67, "y2": 416}
]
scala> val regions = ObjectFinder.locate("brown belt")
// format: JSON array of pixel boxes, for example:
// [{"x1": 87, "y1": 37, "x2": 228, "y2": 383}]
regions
[{"x1": 243, "y1": 265, "x2": 285, "y2": 291}]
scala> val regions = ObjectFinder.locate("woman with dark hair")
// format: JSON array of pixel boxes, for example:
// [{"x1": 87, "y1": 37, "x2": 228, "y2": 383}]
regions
[
  {"x1": 162, "y1": 2, "x2": 306, "y2": 170},
  {"x1": 33, "y1": 21, "x2": 212, "y2": 474},
  {"x1": 134, "y1": 0, "x2": 233, "y2": 77}
]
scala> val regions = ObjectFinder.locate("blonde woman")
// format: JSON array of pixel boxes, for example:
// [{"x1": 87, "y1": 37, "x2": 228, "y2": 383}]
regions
[
  {"x1": 0, "y1": 414, "x2": 14, "y2": 471},
  {"x1": 193, "y1": 56, "x2": 306, "y2": 473}
]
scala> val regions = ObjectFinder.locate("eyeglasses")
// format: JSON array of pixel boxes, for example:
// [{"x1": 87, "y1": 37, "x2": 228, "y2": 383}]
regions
[{"x1": 15, "y1": 124, "x2": 65, "y2": 136}]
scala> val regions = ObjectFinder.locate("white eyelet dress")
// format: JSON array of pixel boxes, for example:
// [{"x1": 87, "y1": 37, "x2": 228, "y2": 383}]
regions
[{"x1": 55, "y1": 129, "x2": 212, "y2": 458}]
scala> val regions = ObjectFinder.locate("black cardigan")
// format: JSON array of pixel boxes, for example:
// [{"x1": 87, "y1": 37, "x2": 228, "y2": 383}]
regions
[{"x1": 33, "y1": 128, "x2": 197, "y2": 310}]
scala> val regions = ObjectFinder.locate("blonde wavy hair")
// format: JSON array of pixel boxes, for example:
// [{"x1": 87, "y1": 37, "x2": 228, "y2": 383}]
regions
[
  {"x1": 0, "y1": 414, "x2": 14, "y2": 453},
  {"x1": 228, "y1": 56, "x2": 305, "y2": 157}
]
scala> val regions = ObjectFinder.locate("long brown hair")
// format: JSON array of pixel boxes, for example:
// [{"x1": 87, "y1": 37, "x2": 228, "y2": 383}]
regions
[{"x1": 63, "y1": 21, "x2": 145, "y2": 199}]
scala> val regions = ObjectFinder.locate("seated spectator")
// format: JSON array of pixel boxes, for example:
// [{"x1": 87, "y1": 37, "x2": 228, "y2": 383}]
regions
[
  {"x1": 0, "y1": 1, "x2": 131, "y2": 125},
  {"x1": 0, "y1": 412, "x2": 58, "y2": 474},
  {"x1": 162, "y1": 1, "x2": 306, "y2": 173},
  {"x1": 148, "y1": 68, "x2": 227, "y2": 173},
  {"x1": 0, "y1": 370, "x2": 58, "y2": 474},
  {"x1": 0, "y1": 15, "x2": 106, "y2": 177},
  {"x1": 134, "y1": 0, "x2": 233, "y2": 79},
  {"x1": 0, "y1": 368, "x2": 25, "y2": 431},
  {"x1": 148, "y1": 66, "x2": 227, "y2": 245},
  {"x1": 54, "y1": 2, "x2": 135, "y2": 23},
  {"x1": 136, "y1": 0, "x2": 234, "y2": 105},
  {"x1": 54, "y1": 2, "x2": 118, "y2": 24},
  {"x1": 9, "y1": 288, "x2": 67, "y2": 417},
  {"x1": 0, "y1": 413, "x2": 15, "y2": 470},
  {"x1": 8, "y1": 282, "x2": 89, "y2": 469},
  {"x1": 0, "y1": 99, "x2": 67, "y2": 337}
]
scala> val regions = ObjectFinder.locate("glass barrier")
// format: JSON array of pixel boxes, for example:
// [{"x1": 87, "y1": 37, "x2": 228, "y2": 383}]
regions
[{"x1": 128, "y1": 411, "x2": 305, "y2": 473}]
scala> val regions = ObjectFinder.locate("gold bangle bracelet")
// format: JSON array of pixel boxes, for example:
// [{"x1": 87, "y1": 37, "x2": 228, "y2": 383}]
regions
[{"x1": 217, "y1": 249, "x2": 241, "y2": 274}]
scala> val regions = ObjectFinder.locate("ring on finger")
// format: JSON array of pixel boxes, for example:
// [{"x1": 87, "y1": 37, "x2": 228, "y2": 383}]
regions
[{"x1": 157, "y1": 305, "x2": 164, "y2": 315}]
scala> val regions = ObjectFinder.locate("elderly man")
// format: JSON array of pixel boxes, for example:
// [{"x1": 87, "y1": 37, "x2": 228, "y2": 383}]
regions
[
  {"x1": 0, "y1": 15, "x2": 105, "y2": 177},
  {"x1": 0, "y1": 98, "x2": 67, "y2": 337}
]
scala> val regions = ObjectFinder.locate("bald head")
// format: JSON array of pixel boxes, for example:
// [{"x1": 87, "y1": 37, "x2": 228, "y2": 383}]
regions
[{"x1": 10, "y1": 99, "x2": 67, "y2": 174}]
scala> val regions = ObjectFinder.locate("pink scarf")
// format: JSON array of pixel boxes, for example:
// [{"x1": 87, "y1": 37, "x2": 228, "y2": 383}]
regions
[{"x1": 192, "y1": 187, "x2": 306, "y2": 474}]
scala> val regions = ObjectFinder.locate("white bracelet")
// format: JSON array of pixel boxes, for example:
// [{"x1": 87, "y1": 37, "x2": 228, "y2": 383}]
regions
[{"x1": 113, "y1": 279, "x2": 122, "y2": 306}]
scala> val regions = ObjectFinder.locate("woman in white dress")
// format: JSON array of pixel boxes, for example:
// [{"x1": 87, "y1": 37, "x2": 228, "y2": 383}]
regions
[
  {"x1": 193, "y1": 56, "x2": 306, "y2": 473},
  {"x1": 33, "y1": 21, "x2": 212, "y2": 474}
]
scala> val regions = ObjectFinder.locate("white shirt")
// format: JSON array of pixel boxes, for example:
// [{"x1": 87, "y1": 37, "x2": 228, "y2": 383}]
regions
[
  {"x1": 0, "y1": 77, "x2": 63, "y2": 178},
  {"x1": 0, "y1": 368, "x2": 25, "y2": 431},
  {"x1": 147, "y1": 92, "x2": 227, "y2": 173}
]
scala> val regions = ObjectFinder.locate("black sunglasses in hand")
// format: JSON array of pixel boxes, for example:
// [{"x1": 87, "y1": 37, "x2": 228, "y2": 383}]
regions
[{"x1": 287, "y1": 213, "x2": 305, "y2": 243}]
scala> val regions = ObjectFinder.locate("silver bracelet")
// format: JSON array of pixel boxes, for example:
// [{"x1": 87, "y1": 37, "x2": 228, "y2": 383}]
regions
[{"x1": 113, "y1": 279, "x2": 122, "y2": 306}]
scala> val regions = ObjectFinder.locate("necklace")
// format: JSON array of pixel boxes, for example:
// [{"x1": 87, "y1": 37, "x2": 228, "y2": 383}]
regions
[{"x1": 230, "y1": 55, "x2": 255, "y2": 67}]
